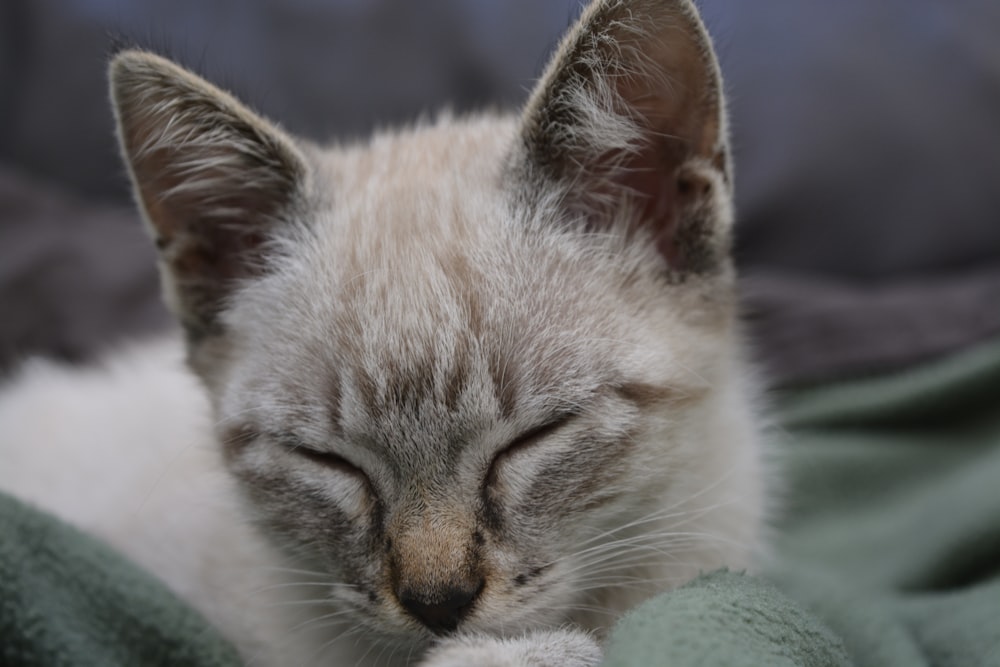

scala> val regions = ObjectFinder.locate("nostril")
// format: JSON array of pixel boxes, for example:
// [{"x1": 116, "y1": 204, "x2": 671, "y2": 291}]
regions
[{"x1": 398, "y1": 579, "x2": 484, "y2": 634}]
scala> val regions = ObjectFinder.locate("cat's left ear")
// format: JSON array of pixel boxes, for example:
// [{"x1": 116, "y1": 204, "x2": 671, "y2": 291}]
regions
[{"x1": 515, "y1": 0, "x2": 731, "y2": 275}]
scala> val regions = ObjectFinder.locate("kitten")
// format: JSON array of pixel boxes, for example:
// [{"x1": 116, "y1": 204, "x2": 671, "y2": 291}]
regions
[{"x1": 0, "y1": 0, "x2": 766, "y2": 665}]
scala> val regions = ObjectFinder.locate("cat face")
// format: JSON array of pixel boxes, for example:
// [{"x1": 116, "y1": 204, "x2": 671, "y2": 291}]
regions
[
  {"x1": 110, "y1": 0, "x2": 761, "y2": 644},
  {"x1": 208, "y1": 117, "x2": 734, "y2": 640}
]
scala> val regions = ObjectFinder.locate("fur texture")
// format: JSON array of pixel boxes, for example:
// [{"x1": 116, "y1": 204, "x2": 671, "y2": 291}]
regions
[{"x1": 0, "y1": 2, "x2": 766, "y2": 665}]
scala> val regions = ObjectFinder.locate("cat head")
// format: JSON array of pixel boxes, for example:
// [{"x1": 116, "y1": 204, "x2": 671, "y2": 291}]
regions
[{"x1": 111, "y1": 0, "x2": 759, "y2": 644}]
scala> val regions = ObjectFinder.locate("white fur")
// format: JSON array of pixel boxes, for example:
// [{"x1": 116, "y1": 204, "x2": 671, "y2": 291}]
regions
[
  {"x1": 0, "y1": 2, "x2": 767, "y2": 665},
  {"x1": 0, "y1": 339, "x2": 410, "y2": 665},
  {"x1": 417, "y1": 630, "x2": 603, "y2": 667}
]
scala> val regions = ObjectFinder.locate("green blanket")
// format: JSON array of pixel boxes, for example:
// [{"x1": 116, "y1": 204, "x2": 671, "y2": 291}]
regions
[
  {"x1": 605, "y1": 336, "x2": 1000, "y2": 667},
  {"x1": 4, "y1": 337, "x2": 1000, "y2": 666},
  {"x1": 0, "y1": 494, "x2": 240, "y2": 667}
]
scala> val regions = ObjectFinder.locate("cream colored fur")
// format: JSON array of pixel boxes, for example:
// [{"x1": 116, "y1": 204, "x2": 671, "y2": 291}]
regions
[{"x1": 0, "y1": 2, "x2": 767, "y2": 665}]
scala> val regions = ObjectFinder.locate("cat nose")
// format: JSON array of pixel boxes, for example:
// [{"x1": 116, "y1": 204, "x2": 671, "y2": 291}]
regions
[{"x1": 397, "y1": 580, "x2": 484, "y2": 634}]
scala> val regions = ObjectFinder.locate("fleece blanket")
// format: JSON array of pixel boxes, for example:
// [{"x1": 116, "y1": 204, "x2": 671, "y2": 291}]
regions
[
  {"x1": 0, "y1": 493, "x2": 240, "y2": 666},
  {"x1": 3, "y1": 336, "x2": 1000, "y2": 666},
  {"x1": 605, "y1": 335, "x2": 1000, "y2": 667}
]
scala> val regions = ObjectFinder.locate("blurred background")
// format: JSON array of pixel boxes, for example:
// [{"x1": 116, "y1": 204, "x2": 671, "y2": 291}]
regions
[{"x1": 1, "y1": 0, "x2": 999, "y2": 387}]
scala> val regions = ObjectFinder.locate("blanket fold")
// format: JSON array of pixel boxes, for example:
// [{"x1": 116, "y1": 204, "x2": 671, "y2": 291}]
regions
[
  {"x1": 0, "y1": 493, "x2": 240, "y2": 667},
  {"x1": 602, "y1": 570, "x2": 852, "y2": 667},
  {"x1": 603, "y1": 336, "x2": 1000, "y2": 666}
]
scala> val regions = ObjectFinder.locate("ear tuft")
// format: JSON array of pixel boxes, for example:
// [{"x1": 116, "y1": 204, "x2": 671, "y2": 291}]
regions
[
  {"x1": 516, "y1": 0, "x2": 731, "y2": 276},
  {"x1": 109, "y1": 50, "x2": 308, "y2": 339}
]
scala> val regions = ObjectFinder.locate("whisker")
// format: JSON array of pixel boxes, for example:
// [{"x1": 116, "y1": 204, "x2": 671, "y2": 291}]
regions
[{"x1": 289, "y1": 607, "x2": 359, "y2": 634}]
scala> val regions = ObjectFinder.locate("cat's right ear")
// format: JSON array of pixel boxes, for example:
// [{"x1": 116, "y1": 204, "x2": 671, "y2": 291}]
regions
[{"x1": 109, "y1": 50, "x2": 309, "y2": 341}]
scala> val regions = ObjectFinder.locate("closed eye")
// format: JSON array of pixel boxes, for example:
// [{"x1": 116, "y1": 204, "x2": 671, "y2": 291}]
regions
[
  {"x1": 485, "y1": 413, "x2": 577, "y2": 488},
  {"x1": 280, "y1": 435, "x2": 366, "y2": 478},
  {"x1": 294, "y1": 443, "x2": 382, "y2": 500},
  {"x1": 296, "y1": 446, "x2": 363, "y2": 475}
]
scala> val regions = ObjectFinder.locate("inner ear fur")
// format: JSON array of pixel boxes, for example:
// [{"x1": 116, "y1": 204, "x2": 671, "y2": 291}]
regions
[
  {"x1": 109, "y1": 49, "x2": 308, "y2": 339},
  {"x1": 516, "y1": 0, "x2": 732, "y2": 275}
]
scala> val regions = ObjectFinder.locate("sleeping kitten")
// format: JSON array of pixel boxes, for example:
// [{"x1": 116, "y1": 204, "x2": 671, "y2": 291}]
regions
[{"x1": 0, "y1": 0, "x2": 766, "y2": 665}]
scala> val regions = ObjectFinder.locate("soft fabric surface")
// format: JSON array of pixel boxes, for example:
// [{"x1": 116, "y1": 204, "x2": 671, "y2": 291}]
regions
[
  {"x1": 0, "y1": 493, "x2": 240, "y2": 667},
  {"x1": 3, "y1": 336, "x2": 999, "y2": 665},
  {"x1": 603, "y1": 570, "x2": 852, "y2": 667},
  {"x1": 742, "y1": 270, "x2": 1000, "y2": 385},
  {"x1": 765, "y1": 336, "x2": 1000, "y2": 667},
  {"x1": 604, "y1": 335, "x2": 1000, "y2": 666}
]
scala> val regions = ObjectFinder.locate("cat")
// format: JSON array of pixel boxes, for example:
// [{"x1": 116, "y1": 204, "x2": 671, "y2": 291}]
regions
[{"x1": 0, "y1": 0, "x2": 766, "y2": 665}]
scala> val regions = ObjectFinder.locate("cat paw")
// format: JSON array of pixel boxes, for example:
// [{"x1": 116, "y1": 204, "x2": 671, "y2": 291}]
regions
[{"x1": 416, "y1": 629, "x2": 602, "y2": 667}]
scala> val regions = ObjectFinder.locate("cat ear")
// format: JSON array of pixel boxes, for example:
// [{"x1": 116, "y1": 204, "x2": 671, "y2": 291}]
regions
[
  {"x1": 516, "y1": 0, "x2": 731, "y2": 275},
  {"x1": 109, "y1": 50, "x2": 309, "y2": 339}
]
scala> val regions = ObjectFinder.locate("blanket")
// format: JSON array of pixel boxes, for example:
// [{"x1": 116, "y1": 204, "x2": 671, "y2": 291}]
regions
[
  {"x1": 3, "y1": 336, "x2": 1000, "y2": 665},
  {"x1": 0, "y1": 493, "x2": 240, "y2": 666},
  {"x1": 605, "y1": 335, "x2": 1000, "y2": 667}
]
